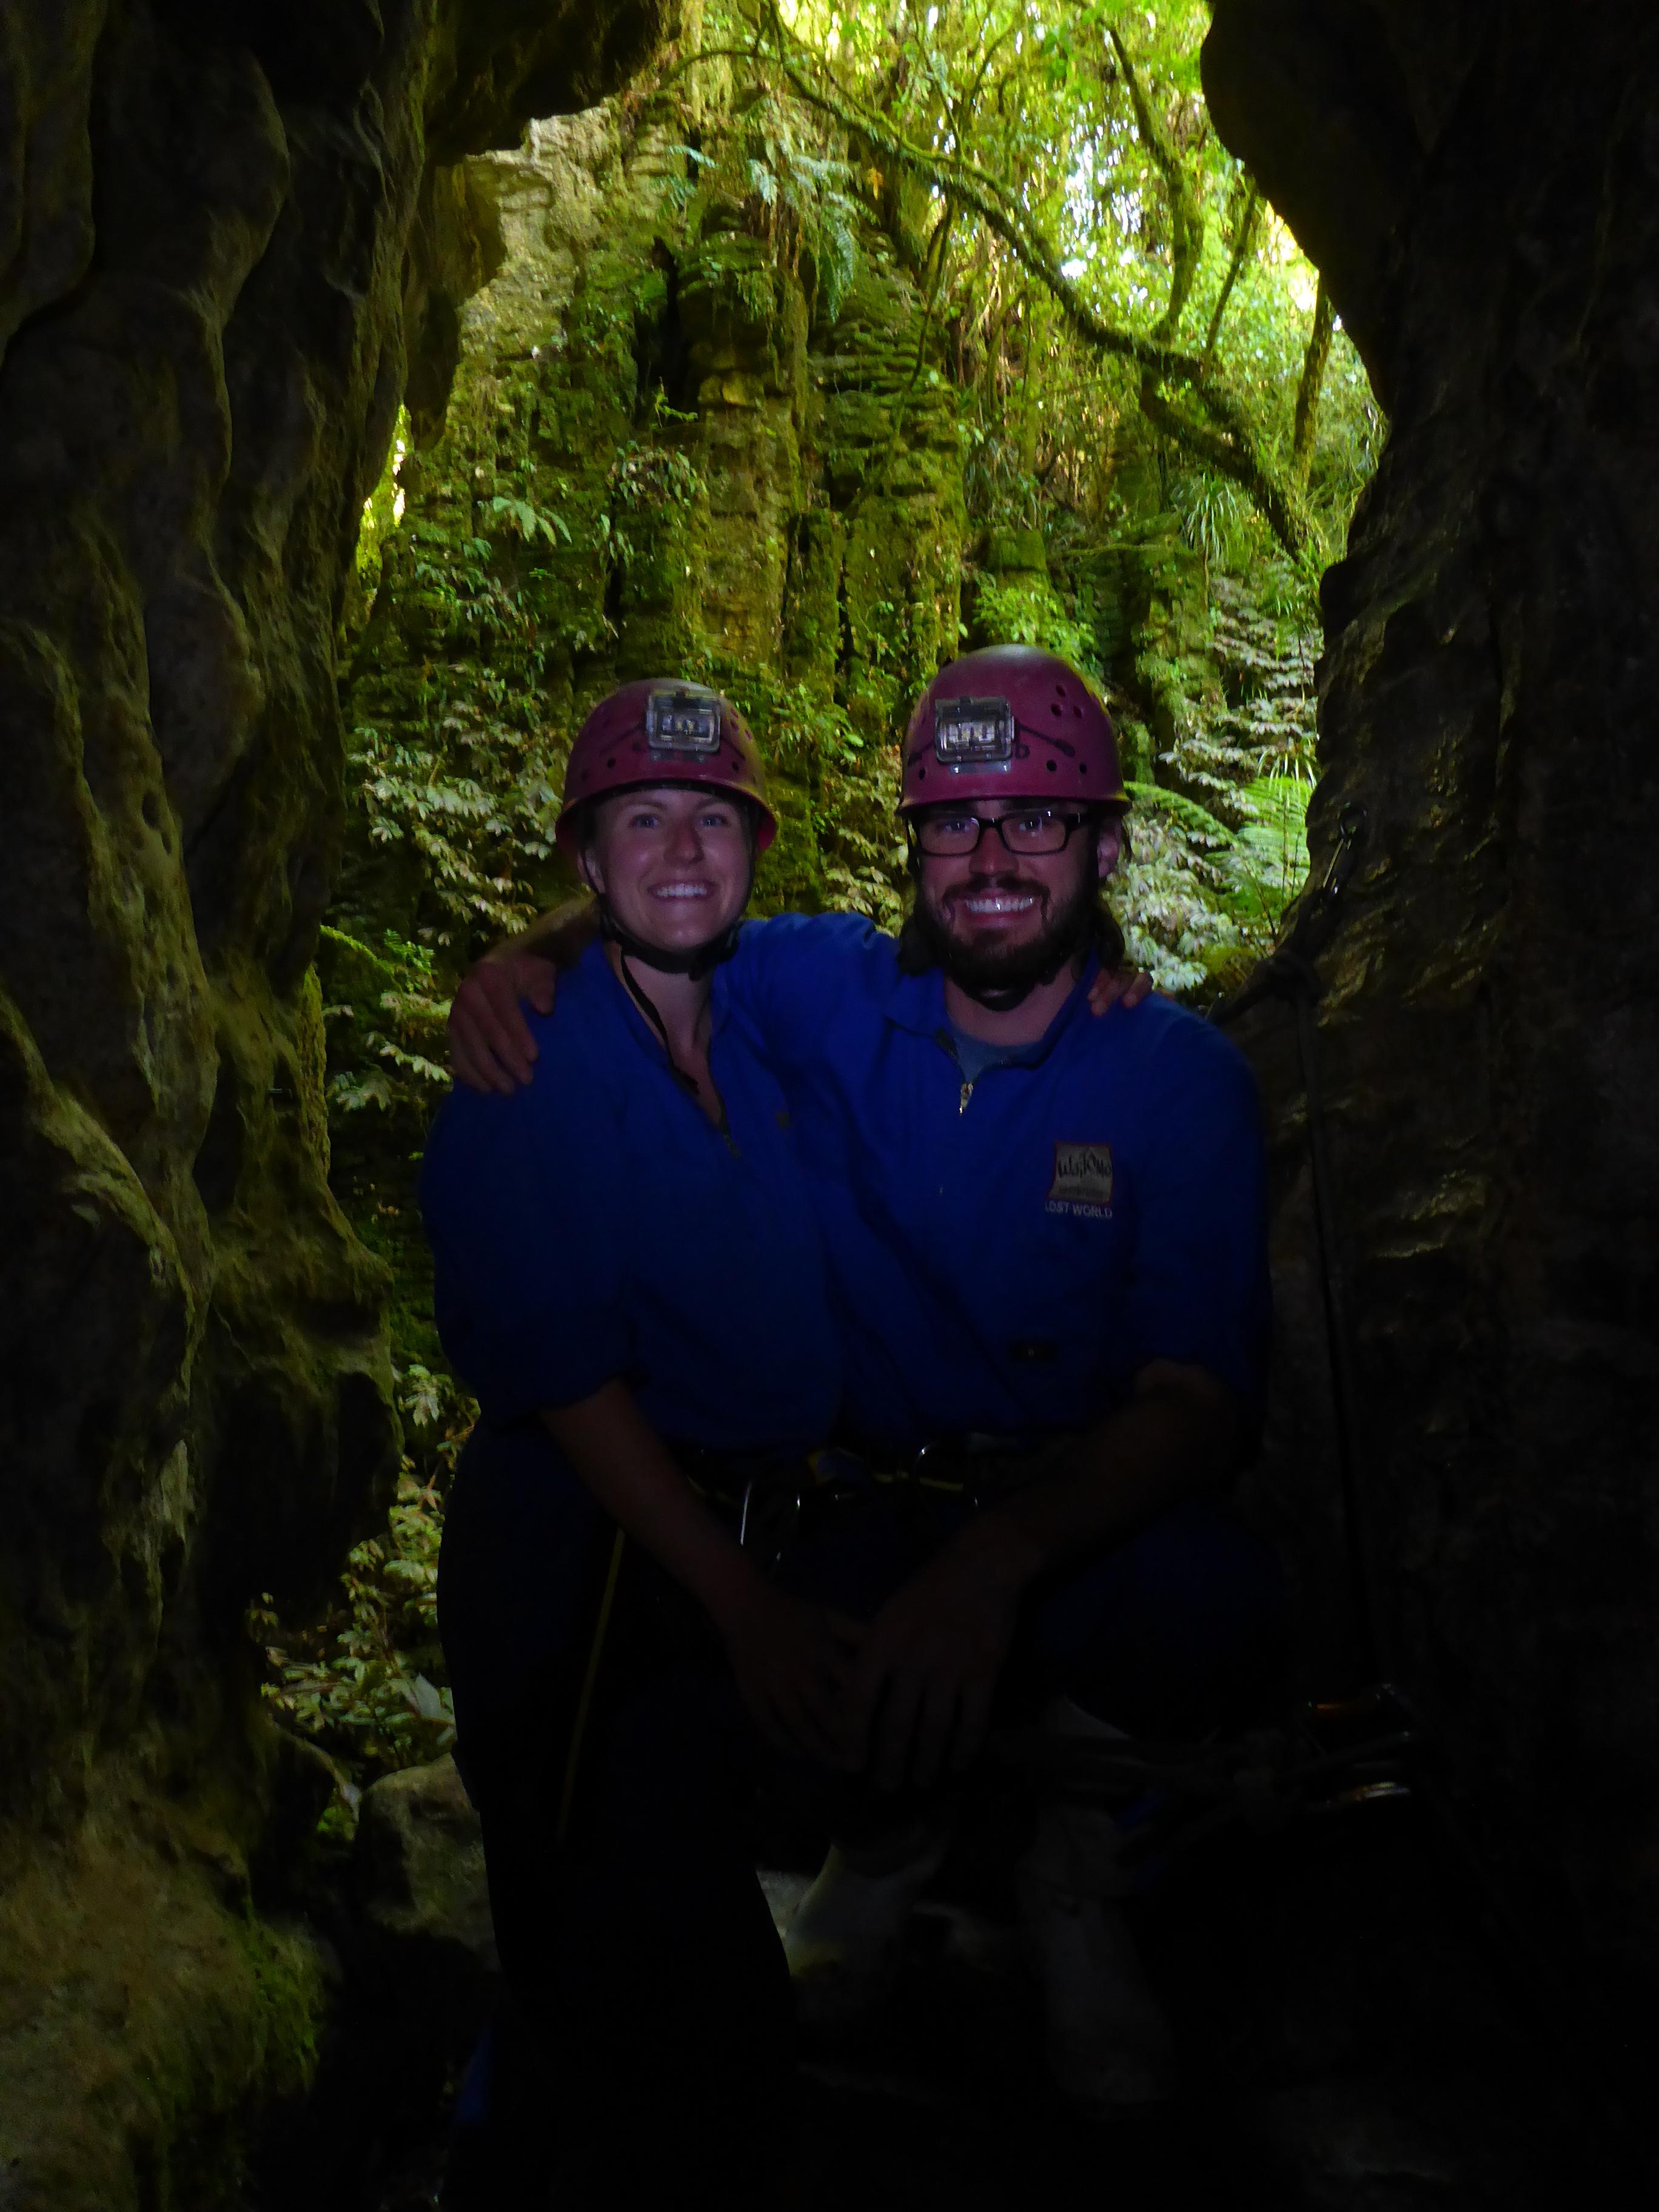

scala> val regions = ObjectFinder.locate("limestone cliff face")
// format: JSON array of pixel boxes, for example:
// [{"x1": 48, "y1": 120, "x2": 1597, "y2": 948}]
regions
[
  {"x1": 1206, "y1": 0, "x2": 1659, "y2": 2043},
  {"x1": 0, "y1": 3, "x2": 666, "y2": 2200}
]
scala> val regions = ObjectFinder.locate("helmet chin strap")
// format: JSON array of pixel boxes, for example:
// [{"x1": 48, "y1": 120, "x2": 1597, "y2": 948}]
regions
[
  {"x1": 593, "y1": 862, "x2": 753, "y2": 1106},
  {"x1": 598, "y1": 908, "x2": 742, "y2": 982}
]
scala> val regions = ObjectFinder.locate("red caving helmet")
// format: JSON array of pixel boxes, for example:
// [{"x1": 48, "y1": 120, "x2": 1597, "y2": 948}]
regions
[
  {"x1": 553, "y1": 679, "x2": 777, "y2": 859},
  {"x1": 900, "y1": 646, "x2": 1128, "y2": 814}
]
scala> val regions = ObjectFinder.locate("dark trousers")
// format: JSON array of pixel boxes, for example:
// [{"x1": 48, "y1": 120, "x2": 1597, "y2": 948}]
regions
[{"x1": 436, "y1": 1420, "x2": 1289, "y2": 2190}]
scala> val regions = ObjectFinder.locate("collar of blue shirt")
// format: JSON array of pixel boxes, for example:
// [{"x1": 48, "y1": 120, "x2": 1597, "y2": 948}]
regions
[{"x1": 879, "y1": 943, "x2": 1103, "y2": 1071}]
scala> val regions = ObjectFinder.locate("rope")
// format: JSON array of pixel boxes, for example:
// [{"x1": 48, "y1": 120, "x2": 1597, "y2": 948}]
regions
[
  {"x1": 1211, "y1": 801, "x2": 1384, "y2": 1681},
  {"x1": 554, "y1": 1525, "x2": 627, "y2": 1848}
]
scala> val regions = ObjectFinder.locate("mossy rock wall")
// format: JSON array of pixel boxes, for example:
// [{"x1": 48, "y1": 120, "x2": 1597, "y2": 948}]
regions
[
  {"x1": 1205, "y1": 0, "x2": 1659, "y2": 2067},
  {"x1": 0, "y1": 2, "x2": 669, "y2": 2200}
]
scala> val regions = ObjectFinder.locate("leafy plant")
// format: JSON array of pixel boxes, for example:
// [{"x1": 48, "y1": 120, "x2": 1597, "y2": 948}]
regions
[
  {"x1": 254, "y1": 1361, "x2": 475, "y2": 1797},
  {"x1": 974, "y1": 572, "x2": 1099, "y2": 673},
  {"x1": 321, "y1": 925, "x2": 449, "y2": 1118},
  {"x1": 488, "y1": 492, "x2": 572, "y2": 545},
  {"x1": 1223, "y1": 773, "x2": 1312, "y2": 937},
  {"x1": 683, "y1": 94, "x2": 864, "y2": 323},
  {"x1": 1171, "y1": 469, "x2": 1248, "y2": 570}
]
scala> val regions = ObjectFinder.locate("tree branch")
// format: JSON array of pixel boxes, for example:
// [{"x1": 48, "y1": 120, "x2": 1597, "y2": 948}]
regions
[
  {"x1": 1138, "y1": 378, "x2": 1306, "y2": 556},
  {"x1": 752, "y1": 9, "x2": 1310, "y2": 555},
  {"x1": 1292, "y1": 275, "x2": 1335, "y2": 484},
  {"x1": 1107, "y1": 27, "x2": 1204, "y2": 344},
  {"x1": 1203, "y1": 180, "x2": 1259, "y2": 360}
]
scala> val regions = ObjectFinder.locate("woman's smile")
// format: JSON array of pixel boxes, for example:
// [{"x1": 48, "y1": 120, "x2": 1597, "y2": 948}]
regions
[{"x1": 582, "y1": 784, "x2": 754, "y2": 951}]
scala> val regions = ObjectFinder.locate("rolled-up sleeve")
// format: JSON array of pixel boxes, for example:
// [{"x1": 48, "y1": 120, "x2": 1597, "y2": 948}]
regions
[{"x1": 419, "y1": 1057, "x2": 631, "y2": 1424}]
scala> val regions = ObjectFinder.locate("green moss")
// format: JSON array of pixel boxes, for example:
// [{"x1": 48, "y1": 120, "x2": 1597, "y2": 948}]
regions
[
  {"x1": 229, "y1": 1912, "x2": 326, "y2": 2100},
  {"x1": 0, "y1": 1819, "x2": 331, "y2": 2212}
]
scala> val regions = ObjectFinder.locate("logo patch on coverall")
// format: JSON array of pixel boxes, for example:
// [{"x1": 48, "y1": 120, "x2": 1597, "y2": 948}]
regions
[{"x1": 1046, "y1": 1141, "x2": 1114, "y2": 1216}]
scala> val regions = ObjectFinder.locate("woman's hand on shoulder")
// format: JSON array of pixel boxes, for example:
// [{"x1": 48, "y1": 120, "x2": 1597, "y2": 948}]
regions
[
  {"x1": 1087, "y1": 964, "x2": 1154, "y2": 1020},
  {"x1": 449, "y1": 948, "x2": 558, "y2": 1094}
]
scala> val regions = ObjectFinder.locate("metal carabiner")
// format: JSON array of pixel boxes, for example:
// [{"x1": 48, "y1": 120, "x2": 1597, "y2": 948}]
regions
[{"x1": 1318, "y1": 800, "x2": 1369, "y2": 902}]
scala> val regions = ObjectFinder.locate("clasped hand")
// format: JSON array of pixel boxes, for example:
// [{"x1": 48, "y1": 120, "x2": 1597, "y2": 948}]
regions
[{"x1": 719, "y1": 1531, "x2": 1027, "y2": 1790}]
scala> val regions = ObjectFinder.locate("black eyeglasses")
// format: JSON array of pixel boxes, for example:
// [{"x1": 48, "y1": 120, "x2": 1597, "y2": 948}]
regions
[{"x1": 912, "y1": 807, "x2": 1098, "y2": 858}]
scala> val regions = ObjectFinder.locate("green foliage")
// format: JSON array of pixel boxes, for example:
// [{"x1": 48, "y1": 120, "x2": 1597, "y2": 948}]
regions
[
  {"x1": 1170, "y1": 469, "x2": 1248, "y2": 571},
  {"x1": 767, "y1": 679, "x2": 908, "y2": 928},
  {"x1": 488, "y1": 492, "x2": 572, "y2": 545},
  {"x1": 974, "y1": 572, "x2": 1098, "y2": 672},
  {"x1": 320, "y1": 925, "x2": 449, "y2": 1119},
  {"x1": 1207, "y1": 574, "x2": 1319, "y2": 778},
  {"x1": 1225, "y1": 773, "x2": 1312, "y2": 939},
  {"x1": 253, "y1": 1359, "x2": 474, "y2": 1792},
  {"x1": 611, "y1": 440, "x2": 703, "y2": 515},
  {"x1": 714, "y1": 1, "x2": 1373, "y2": 561},
  {"x1": 680, "y1": 96, "x2": 864, "y2": 321},
  {"x1": 343, "y1": 681, "x2": 560, "y2": 954},
  {"x1": 1116, "y1": 568, "x2": 1319, "y2": 982}
]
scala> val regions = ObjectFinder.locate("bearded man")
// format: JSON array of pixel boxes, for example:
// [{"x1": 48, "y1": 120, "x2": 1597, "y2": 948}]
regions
[{"x1": 444, "y1": 646, "x2": 1286, "y2": 2116}]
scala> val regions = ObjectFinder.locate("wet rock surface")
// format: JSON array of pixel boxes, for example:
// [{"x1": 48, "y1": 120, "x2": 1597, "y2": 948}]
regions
[
  {"x1": 338, "y1": 1799, "x2": 1640, "y2": 2211},
  {"x1": 1204, "y1": 0, "x2": 1659, "y2": 2092},
  {"x1": 0, "y1": 4, "x2": 666, "y2": 2202},
  {"x1": 354, "y1": 1755, "x2": 498, "y2": 2018}
]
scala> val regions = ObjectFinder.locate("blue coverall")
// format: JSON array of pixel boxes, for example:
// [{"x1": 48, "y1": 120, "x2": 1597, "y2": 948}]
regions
[{"x1": 424, "y1": 924, "x2": 1286, "y2": 2191}]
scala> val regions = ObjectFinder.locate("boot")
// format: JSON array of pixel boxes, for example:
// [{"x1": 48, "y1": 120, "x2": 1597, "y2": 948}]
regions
[
  {"x1": 1016, "y1": 1697, "x2": 1173, "y2": 2116},
  {"x1": 782, "y1": 1814, "x2": 952, "y2": 2029}
]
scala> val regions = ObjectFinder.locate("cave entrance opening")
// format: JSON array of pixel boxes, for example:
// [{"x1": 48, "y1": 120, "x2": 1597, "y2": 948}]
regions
[{"x1": 262, "y1": 8, "x2": 1612, "y2": 2207}]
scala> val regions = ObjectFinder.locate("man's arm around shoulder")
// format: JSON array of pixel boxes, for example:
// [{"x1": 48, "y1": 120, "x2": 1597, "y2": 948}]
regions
[{"x1": 447, "y1": 896, "x2": 598, "y2": 1093}]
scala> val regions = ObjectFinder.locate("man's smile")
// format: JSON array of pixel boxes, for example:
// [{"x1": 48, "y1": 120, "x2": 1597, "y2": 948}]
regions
[
  {"x1": 957, "y1": 889, "x2": 1041, "y2": 919},
  {"x1": 649, "y1": 881, "x2": 714, "y2": 901}
]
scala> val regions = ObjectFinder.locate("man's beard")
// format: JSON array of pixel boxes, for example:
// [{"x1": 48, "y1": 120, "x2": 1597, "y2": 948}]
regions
[{"x1": 911, "y1": 861, "x2": 1101, "y2": 1004}]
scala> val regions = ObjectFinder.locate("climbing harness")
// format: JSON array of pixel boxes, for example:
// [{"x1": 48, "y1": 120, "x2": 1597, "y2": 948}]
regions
[
  {"x1": 551, "y1": 1445, "x2": 824, "y2": 1848},
  {"x1": 1211, "y1": 800, "x2": 1382, "y2": 1683}
]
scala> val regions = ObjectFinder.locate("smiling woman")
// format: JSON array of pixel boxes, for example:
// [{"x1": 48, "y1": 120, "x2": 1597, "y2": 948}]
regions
[
  {"x1": 575, "y1": 786, "x2": 757, "y2": 1110},
  {"x1": 419, "y1": 677, "x2": 847, "y2": 2192},
  {"x1": 552, "y1": 680, "x2": 776, "y2": 1110}
]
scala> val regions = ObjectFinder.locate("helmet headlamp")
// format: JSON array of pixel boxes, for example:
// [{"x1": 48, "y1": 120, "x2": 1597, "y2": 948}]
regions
[
  {"x1": 645, "y1": 686, "x2": 723, "y2": 756},
  {"x1": 934, "y1": 694, "x2": 1014, "y2": 768}
]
